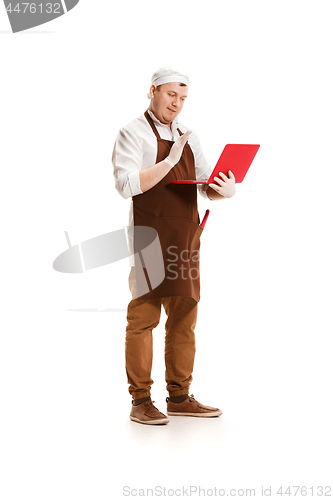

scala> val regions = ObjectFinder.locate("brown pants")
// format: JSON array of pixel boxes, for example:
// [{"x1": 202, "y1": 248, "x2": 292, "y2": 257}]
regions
[{"x1": 125, "y1": 295, "x2": 198, "y2": 399}]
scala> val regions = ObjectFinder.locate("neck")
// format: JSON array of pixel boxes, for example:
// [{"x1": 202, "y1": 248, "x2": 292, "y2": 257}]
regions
[{"x1": 148, "y1": 108, "x2": 172, "y2": 130}]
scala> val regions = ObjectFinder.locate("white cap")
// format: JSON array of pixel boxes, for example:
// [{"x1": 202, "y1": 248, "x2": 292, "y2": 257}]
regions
[
  {"x1": 147, "y1": 67, "x2": 189, "y2": 98},
  {"x1": 151, "y1": 67, "x2": 189, "y2": 87}
]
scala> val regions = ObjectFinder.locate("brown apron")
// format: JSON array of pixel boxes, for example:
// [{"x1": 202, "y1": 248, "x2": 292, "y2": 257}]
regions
[{"x1": 132, "y1": 110, "x2": 203, "y2": 302}]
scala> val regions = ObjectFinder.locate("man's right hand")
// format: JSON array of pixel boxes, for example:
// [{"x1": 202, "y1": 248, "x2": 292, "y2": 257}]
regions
[
  {"x1": 139, "y1": 131, "x2": 192, "y2": 193},
  {"x1": 166, "y1": 130, "x2": 192, "y2": 166}
]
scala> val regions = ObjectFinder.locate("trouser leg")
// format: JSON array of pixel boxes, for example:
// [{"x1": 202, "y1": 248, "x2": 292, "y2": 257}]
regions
[
  {"x1": 125, "y1": 297, "x2": 162, "y2": 399},
  {"x1": 162, "y1": 296, "x2": 198, "y2": 397}
]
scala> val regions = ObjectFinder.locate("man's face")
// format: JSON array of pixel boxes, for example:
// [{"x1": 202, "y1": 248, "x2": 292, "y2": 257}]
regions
[{"x1": 148, "y1": 82, "x2": 188, "y2": 128}]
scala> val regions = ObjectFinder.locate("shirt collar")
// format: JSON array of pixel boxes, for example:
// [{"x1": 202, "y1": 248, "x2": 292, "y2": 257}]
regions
[{"x1": 147, "y1": 109, "x2": 179, "y2": 133}]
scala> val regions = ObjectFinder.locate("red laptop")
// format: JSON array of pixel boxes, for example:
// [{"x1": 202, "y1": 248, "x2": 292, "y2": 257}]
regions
[{"x1": 171, "y1": 144, "x2": 260, "y2": 184}]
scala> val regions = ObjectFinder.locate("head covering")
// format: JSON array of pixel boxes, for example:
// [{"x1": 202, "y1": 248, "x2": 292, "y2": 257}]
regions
[
  {"x1": 147, "y1": 67, "x2": 189, "y2": 98},
  {"x1": 151, "y1": 67, "x2": 189, "y2": 87}
]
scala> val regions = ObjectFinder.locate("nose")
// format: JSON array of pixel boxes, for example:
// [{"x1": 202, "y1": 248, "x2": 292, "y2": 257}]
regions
[{"x1": 171, "y1": 97, "x2": 180, "y2": 108}]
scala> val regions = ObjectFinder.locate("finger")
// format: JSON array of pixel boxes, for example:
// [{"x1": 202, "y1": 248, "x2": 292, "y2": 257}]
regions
[
  {"x1": 177, "y1": 133, "x2": 188, "y2": 144},
  {"x1": 175, "y1": 136, "x2": 185, "y2": 147},
  {"x1": 214, "y1": 176, "x2": 224, "y2": 186},
  {"x1": 219, "y1": 172, "x2": 229, "y2": 181},
  {"x1": 181, "y1": 130, "x2": 192, "y2": 144},
  {"x1": 228, "y1": 170, "x2": 235, "y2": 180},
  {"x1": 208, "y1": 183, "x2": 219, "y2": 192},
  {"x1": 180, "y1": 136, "x2": 191, "y2": 149},
  {"x1": 174, "y1": 131, "x2": 191, "y2": 153}
]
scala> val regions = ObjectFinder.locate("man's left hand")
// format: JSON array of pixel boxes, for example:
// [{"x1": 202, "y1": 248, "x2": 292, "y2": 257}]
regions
[{"x1": 208, "y1": 170, "x2": 236, "y2": 199}]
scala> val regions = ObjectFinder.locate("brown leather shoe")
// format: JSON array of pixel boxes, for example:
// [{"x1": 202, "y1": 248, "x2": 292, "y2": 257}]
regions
[
  {"x1": 130, "y1": 400, "x2": 169, "y2": 425},
  {"x1": 166, "y1": 394, "x2": 222, "y2": 417}
]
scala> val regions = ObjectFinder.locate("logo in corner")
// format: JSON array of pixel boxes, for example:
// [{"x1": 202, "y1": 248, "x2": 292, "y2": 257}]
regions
[{"x1": 3, "y1": 0, "x2": 80, "y2": 33}]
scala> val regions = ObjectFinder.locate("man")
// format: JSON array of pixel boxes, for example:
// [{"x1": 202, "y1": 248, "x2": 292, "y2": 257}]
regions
[{"x1": 112, "y1": 67, "x2": 236, "y2": 425}]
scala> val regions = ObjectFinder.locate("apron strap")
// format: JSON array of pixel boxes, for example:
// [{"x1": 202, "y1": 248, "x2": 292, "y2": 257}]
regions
[
  {"x1": 144, "y1": 110, "x2": 161, "y2": 140},
  {"x1": 144, "y1": 110, "x2": 184, "y2": 140}
]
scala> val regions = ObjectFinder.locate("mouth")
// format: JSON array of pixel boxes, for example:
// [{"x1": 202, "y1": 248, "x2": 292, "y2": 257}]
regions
[{"x1": 167, "y1": 108, "x2": 176, "y2": 114}]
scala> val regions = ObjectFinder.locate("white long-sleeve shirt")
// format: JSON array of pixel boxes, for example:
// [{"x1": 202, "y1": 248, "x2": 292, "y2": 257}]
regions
[{"x1": 112, "y1": 109, "x2": 212, "y2": 230}]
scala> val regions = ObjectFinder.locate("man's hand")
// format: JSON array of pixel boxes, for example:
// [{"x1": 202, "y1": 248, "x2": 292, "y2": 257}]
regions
[
  {"x1": 165, "y1": 130, "x2": 192, "y2": 166},
  {"x1": 139, "y1": 130, "x2": 192, "y2": 193},
  {"x1": 207, "y1": 170, "x2": 236, "y2": 199}
]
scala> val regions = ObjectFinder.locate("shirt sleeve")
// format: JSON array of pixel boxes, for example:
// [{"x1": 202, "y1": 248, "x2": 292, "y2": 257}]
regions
[
  {"x1": 112, "y1": 127, "x2": 143, "y2": 199},
  {"x1": 187, "y1": 130, "x2": 212, "y2": 200}
]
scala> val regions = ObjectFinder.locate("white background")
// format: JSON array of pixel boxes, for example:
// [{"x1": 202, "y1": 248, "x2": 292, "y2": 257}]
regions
[{"x1": 1, "y1": 1, "x2": 333, "y2": 498}]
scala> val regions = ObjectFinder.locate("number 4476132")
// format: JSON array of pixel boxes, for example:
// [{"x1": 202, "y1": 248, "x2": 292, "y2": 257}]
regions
[{"x1": 6, "y1": 3, "x2": 61, "y2": 14}]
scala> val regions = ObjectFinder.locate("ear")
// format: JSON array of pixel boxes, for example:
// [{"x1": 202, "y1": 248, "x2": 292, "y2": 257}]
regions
[{"x1": 149, "y1": 84, "x2": 156, "y2": 99}]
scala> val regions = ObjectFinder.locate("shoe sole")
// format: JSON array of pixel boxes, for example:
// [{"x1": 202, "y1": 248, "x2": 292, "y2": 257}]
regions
[
  {"x1": 167, "y1": 411, "x2": 222, "y2": 417},
  {"x1": 130, "y1": 416, "x2": 169, "y2": 425}
]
